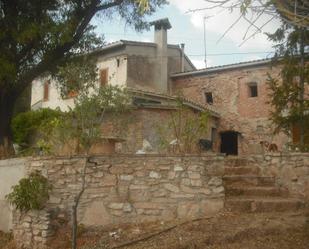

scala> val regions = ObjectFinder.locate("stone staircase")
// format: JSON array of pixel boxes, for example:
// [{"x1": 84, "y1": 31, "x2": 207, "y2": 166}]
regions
[{"x1": 223, "y1": 157, "x2": 305, "y2": 213}]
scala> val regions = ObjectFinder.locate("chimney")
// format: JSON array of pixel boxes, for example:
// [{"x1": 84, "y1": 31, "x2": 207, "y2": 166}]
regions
[
  {"x1": 180, "y1": 43, "x2": 185, "y2": 72},
  {"x1": 150, "y1": 18, "x2": 172, "y2": 93}
]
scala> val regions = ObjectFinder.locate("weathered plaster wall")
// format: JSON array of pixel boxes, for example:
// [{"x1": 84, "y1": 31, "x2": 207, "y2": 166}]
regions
[
  {"x1": 172, "y1": 64, "x2": 289, "y2": 154},
  {"x1": 31, "y1": 78, "x2": 75, "y2": 111},
  {"x1": 97, "y1": 55, "x2": 127, "y2": 87},
  {"x1": 0, "y1": 158, "x2": 27, "y2": 232}
]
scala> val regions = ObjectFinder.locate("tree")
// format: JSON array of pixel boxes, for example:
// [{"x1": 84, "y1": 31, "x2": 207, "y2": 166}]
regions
[
  {"x1": 157, "y1": 97, "x2": 209, "y2": 154},
  {"x1": 266, "y1": 24, "x2": 309, "y2": 149},
  {"x1": 0, "y1": 0, "x2": 167, "y2": 157},
  {"x1": 37, "y1": 83, "x2": 130, "y2": 249}
]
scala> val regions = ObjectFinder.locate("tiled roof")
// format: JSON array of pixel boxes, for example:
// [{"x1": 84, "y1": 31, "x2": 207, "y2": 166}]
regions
[
  {"x1": 127, "y1": 87, "x2": 220, "y2": 117},
  {"x1": 171, "y1": 58, "x2": 274, "y2": 78}
]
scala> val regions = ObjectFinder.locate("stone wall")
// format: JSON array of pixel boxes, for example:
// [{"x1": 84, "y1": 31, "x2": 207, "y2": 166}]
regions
[
  {"x1": 13, "y1": 154, "x2": 225, "y2": 248},
  {"x1": 3, "y1": 153, "x2": 309, "y2": 248},
  {"x1": 171, "y1": 64, "x2": 290, "y2": 154},
  {"x1": 249, "y1": 153, "x2": 309, "y2": 200}
]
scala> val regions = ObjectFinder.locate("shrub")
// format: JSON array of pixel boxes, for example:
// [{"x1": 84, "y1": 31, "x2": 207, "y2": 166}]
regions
[
  {"x1": 11, "y1": 108, "x2": 62, "y2": 147},
  {"x1": 6, "y1": 171, "x2": 52, "y2": 211}
]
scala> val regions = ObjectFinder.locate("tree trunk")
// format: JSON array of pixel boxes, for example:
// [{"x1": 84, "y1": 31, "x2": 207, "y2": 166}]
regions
[
  {"x1": 299, "y1": 27, "x2": 305, "y2": 147},
  {"x1": 0, "y1": 88, "x2": 16, "y2": 158}
]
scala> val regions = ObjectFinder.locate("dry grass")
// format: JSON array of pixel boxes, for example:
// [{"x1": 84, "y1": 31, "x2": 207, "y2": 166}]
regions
[{"x1": 1, "y1": 211, "x2": 309, "y2": 249}]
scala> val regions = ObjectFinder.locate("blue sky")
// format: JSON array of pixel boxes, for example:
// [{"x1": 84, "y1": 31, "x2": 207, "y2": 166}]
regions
[{"x1": 93, "y1": 0, "x2": 281, "y2": 69}]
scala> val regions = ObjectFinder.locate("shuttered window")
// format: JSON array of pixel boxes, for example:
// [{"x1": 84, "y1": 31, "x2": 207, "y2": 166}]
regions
[
  {"x1": 43, "y1": 80, "x2": 50, "y2": 101},
  {"x1": 100, "y1": 68, "x2": 108, "y2": 86}
]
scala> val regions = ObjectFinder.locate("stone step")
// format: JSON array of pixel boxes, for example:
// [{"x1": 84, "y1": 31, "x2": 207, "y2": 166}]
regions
[
  {"x1": 225, "y1": 197, "x2": 305, "y2": 213},
  {"x1": 224, "y1": 166, "x2": 260, "y2": 175},
  {"x1": 226, "y1": 186, "x2": 288, "y2": 197},
  {"x1": 223, "y1": 175, "x2": 276, "y2": 187}
]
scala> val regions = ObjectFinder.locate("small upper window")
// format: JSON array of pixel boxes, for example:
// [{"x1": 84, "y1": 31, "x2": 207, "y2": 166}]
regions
[
  {"x1": 100, "y1": 68, "x2": 108, "y2": 86},
  {"x1": 43, "y1": 80, "x2": 50, "y2": 101},
  {"x1": 204, "y1": 92, "x2": 213, "y2": 104},
  {"x1": 248, "y1": 83, "x2": 258, "y2": 97}
]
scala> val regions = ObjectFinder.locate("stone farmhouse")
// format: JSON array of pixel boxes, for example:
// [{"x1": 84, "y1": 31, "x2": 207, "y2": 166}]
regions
[{"x1": 30, "y1": 18, "x2": 300, "y2": 155}]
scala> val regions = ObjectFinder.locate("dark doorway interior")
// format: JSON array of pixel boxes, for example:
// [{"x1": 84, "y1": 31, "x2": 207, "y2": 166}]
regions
[{"x1": 220, "y1": 131, "x2": 238, "y2": 155}]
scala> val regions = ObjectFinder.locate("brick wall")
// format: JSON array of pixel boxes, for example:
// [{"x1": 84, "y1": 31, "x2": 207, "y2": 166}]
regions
[{"x1": 172, "y1": 64, "x2": 289, "y2": 154}]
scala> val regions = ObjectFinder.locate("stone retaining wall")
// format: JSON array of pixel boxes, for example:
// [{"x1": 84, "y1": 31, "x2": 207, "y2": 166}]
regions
[
  {"x1": 2, "y1": 153, "x2": 308, "y2": 248},
  {"x1": 13, "y1": 154, "x2": 225, "y2": 248},
  {"x1": 249, "y1": 153, "x2": 309, "y2": 200}
]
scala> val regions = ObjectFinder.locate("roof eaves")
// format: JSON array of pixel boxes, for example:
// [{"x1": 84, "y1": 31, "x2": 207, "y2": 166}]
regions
[
  {"x1": 171, "y1": 58, "x2": 273, "y2": 78},
  {"x1": 127, "y1": 88, "x2": 220, "y2": 117}
]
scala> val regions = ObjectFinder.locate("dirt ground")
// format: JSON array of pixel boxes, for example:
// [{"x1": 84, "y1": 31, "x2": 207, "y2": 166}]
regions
[{"x1": 1, "y1": 211, "x2": 309, "y2": 249}]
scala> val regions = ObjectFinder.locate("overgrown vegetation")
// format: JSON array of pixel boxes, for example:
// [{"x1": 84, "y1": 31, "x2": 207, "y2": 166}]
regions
[
  {"x1": 157, "y1": 98, "x2": 209, "y2": 154},
  {"x1": 6, "y1": 171, "x2": 52, "y2": 212},
  {"x1": 11, "y1": 108, "x2": 62, "y2": 153},
  {"x1": 0, "y1": 0, "x2": 166, "y2": 157},
  {"x1": 266, "y1": 24, "x2": 309, "y2": 151}
]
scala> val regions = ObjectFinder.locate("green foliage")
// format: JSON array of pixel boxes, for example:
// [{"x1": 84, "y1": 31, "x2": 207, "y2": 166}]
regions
[
  {"x1": 11, "y1": 108, "x2": 62, "y2": 147},
  {"x1": 266, "y1": 24, "x2": 309, "y2": 149},
  {"x1": 6, "y1": 171, "x2": 52, "y2": 212},
  {"x1": 39, "y1": 85, "x2": 131, "y2": 155},
  {"x1": 157, "y1": 97, "x2": 209, "y2": 154},
  {"x1": 0, "y1": 0, "x2": 166, "y2": 154}
]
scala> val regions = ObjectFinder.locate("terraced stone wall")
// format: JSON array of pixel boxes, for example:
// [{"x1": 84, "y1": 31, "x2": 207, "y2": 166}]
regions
[{"x1": 12, "y1": 154, "x2": 225, "y2": 248}]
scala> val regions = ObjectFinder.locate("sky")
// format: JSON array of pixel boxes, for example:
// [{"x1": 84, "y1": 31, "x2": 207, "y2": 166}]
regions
[{"x1": 93, "y1": 0, "x2": 282, "y2": 69}]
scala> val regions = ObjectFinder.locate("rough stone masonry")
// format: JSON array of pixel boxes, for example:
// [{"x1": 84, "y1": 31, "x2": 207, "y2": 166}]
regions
[{"x1": 12, "y1": 154, "x2": 225, "y2": 249}]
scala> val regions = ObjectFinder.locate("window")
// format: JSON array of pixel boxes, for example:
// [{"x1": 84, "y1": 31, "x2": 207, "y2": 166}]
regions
[
  {"x1": 67, "y1": 90, "x2": 78, "y2": 98},
  {"x1": 248, "y1": 83, "x2": 258, "y2": 97},
  {"x1": 204, "y1": 92, "x2": 213, "y2": 104},
  {"x1": 100, "y1": 68, "x2": 108, "y2": 86},
  {"x1": 43, "y1": 80, "x2": 50, "y2": 101}
]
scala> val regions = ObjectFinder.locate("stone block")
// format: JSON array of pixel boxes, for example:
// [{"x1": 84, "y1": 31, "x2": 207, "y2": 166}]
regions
[
  {"x1": 188, "y1": 172, "x2": 200, "y2": 179},
  {"x1": 134, "y1": 202, "x2": 165, "y2": 209},
  {"x1": 208, "y1": 177, "x2": 222, "y2": 187},
  {"x1": 120, "y1": 175, "x2": 134, "y2": 181},
  {"x1": 191, "y1": 179, "x2": 202, "y2": 187},
  {"x1": 123, "y1": 203, "x2": 133, "y2": 213},
  {"x1": 108, "y1": 203, "x2": 124, "y2": 210},
  {"x1": 174, "y1": 165, "x2": 184, "y2": 171},
  {"x1": 212, "y1": 186, "x2": 224, "y2": 194},
  {"x1": 164, "y1": 183, "x2": 180, "y2": 193},
  {"x1": 149, "y1": 171, "x2": 161, "y2": 179}
]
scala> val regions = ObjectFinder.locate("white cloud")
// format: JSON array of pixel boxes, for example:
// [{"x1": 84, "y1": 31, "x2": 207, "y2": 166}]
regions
[{"x1": 169, "y1": 0, "x2": 281, "y2": 51}]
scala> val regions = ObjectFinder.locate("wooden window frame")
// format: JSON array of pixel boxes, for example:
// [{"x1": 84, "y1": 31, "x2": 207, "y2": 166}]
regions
[
  {"x1": 204, "y1": 92, "x2": 213, "y2": 104},
  {"x1": 100, "y1": 68, "x2": 109, "y2": 87},
  {"x1": 248, "y1": 82, "x2": 258, "y2": 97},
  {"x1": 43, "y1": 80, "x2": 50, "y2": 101}
]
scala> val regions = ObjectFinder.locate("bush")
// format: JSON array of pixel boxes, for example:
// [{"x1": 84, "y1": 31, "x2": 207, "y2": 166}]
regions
[
  {"x1": 6, "y1": 171, "x2": 52, "y2": 211},
  {"x1": 11, "y1": 108, "x2": 62, "y2": 147}
]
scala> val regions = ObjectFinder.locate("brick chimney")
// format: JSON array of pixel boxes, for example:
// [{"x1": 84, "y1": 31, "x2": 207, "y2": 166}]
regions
[{"x1": 150, "y1": 18, "x2": 172, "y2": 93}]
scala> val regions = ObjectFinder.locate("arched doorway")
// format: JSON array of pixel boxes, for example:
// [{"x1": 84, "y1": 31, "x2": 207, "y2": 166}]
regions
[{"x1": 220, "y1": 131, "x2": 238, "y2": 155}]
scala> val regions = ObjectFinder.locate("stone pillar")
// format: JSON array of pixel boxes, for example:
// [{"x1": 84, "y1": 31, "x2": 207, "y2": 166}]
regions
[{"x1": 13, "y1": 209, "x2": 54, "y2": 249}]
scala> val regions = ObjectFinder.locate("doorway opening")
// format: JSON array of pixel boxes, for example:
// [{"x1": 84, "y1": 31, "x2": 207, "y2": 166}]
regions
[{"x1": 220, "y1": 131, "x2": 238, "y2": 155}]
